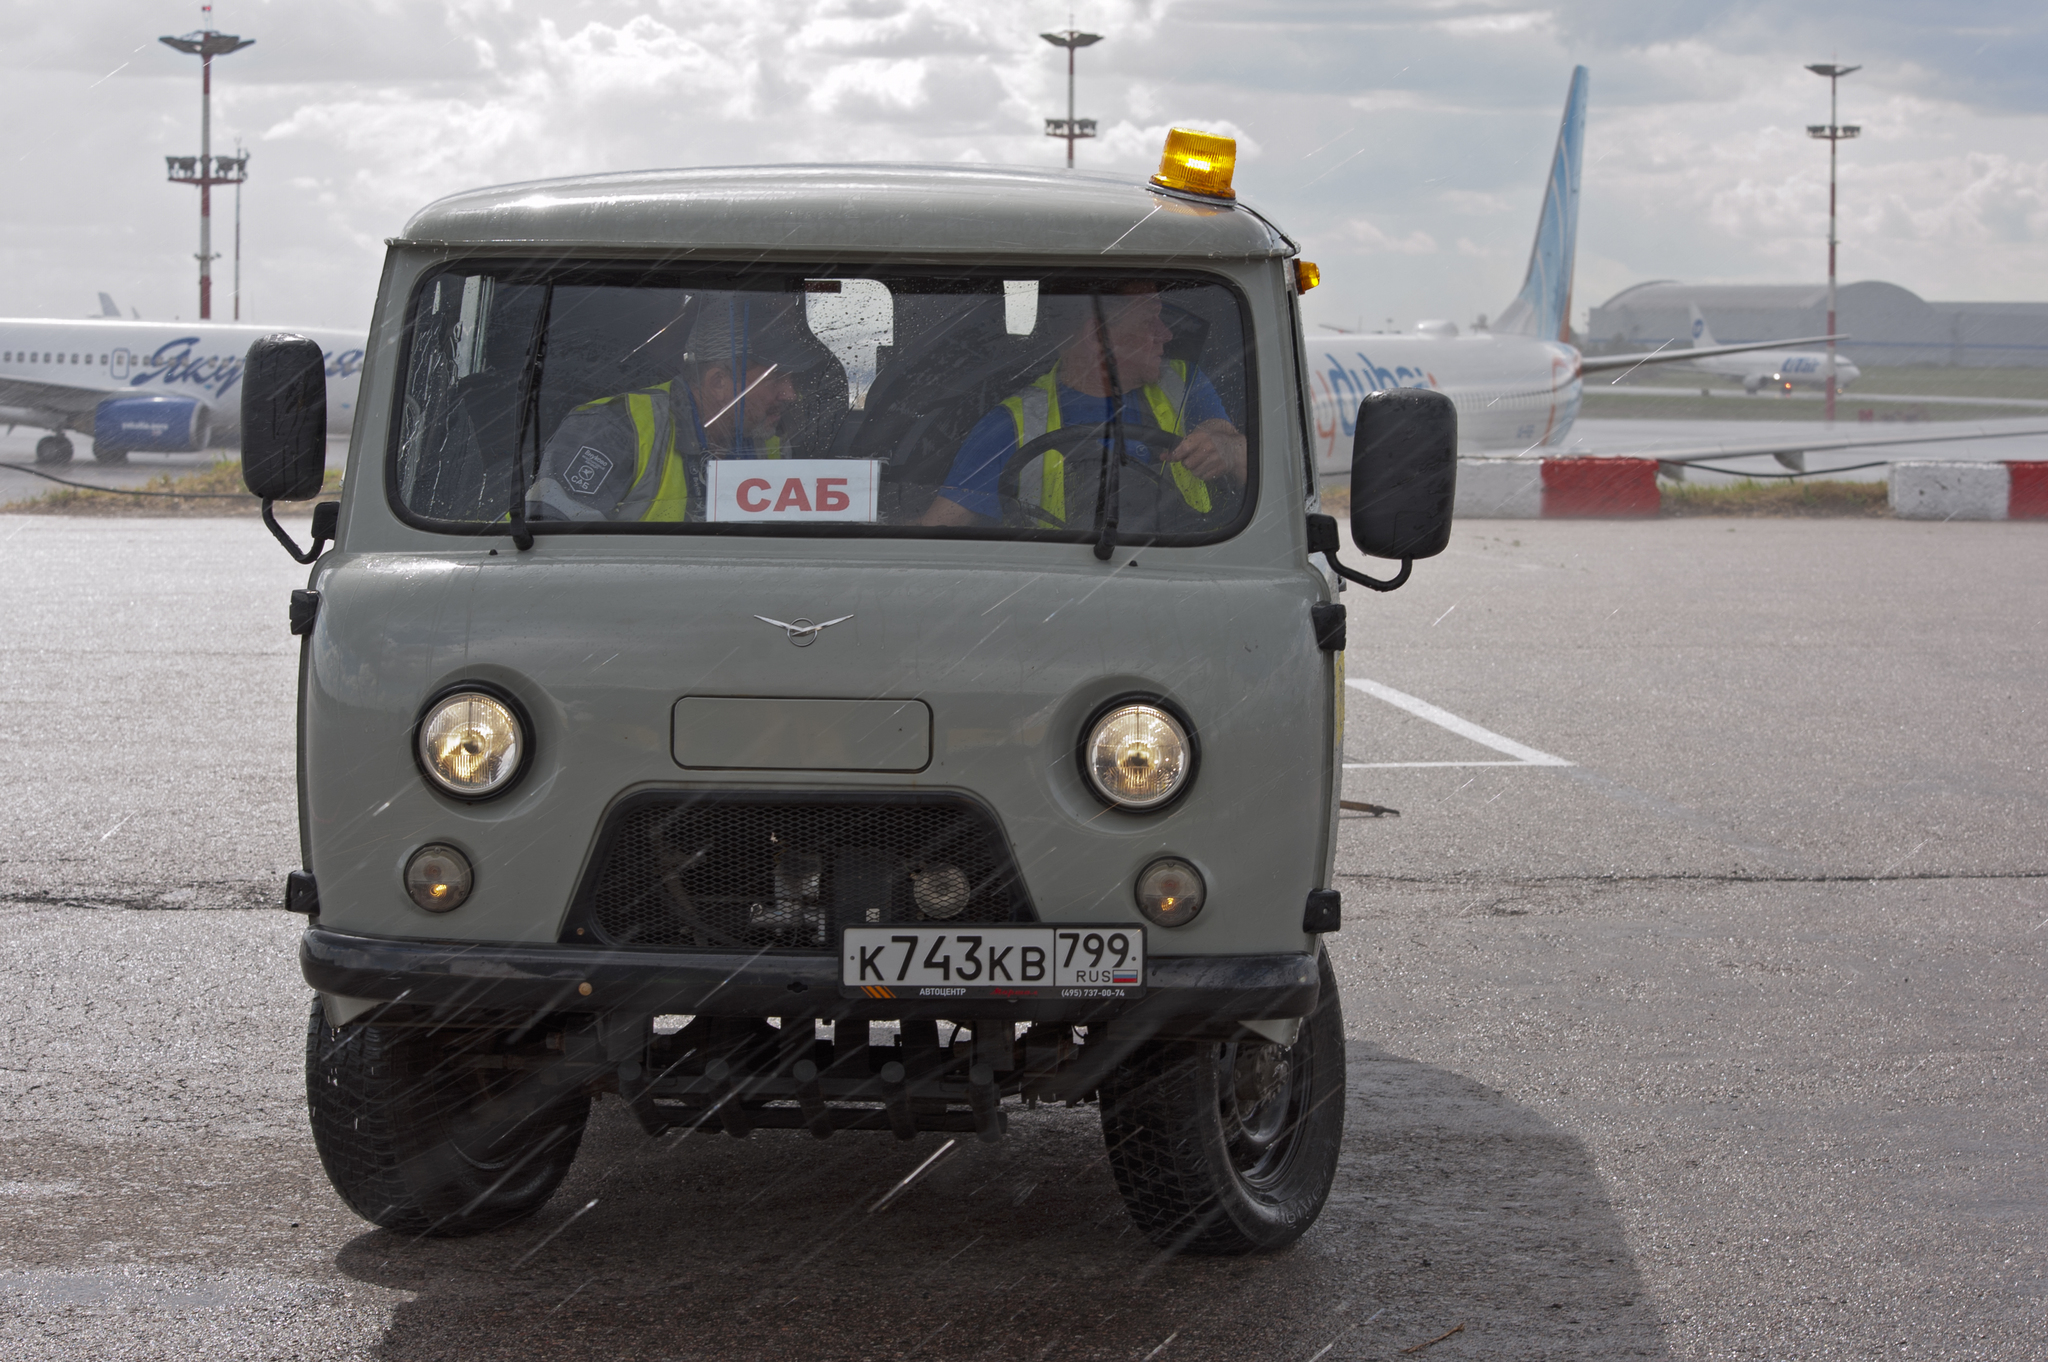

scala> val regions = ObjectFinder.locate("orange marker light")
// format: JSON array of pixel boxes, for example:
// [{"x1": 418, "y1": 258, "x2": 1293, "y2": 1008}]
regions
[
  {"x1": 1151, "y1": 128, "x2": 1237, "y2": 200},
  {"x1": 1295, "y1": 260, "x2": 1321, "y2": 293}
]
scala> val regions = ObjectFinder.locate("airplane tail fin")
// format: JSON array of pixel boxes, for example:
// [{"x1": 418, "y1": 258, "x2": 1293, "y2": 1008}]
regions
[
  {"x1": 1494, "y1": 66, "x2": 1589, "y2": 343},
  {"x1": 1689, "y1": 303, "x2": 1717, "y2": 349},
  {"x1": 97, "y1": 292, "x2": 120, "y2": 318}
]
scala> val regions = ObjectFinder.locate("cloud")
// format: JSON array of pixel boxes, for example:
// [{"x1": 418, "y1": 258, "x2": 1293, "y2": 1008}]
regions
[
  {"x1": 3, "y1": 0, "x2": 2047, "y2": 334},
  {"x1": 1439, "y1": 189, "x2": 1512, "y2": 216},
  {"x1": 1436, "y1": 10, "x2": 1552, "y2": 38},
  {"x1": 1342, "y1": 219, "x2": 1439, "y2": 254}
]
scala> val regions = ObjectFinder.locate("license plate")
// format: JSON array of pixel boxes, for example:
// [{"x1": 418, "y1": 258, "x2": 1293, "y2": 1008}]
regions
[{"x1": 840, "y1": 926, "x2": 1145, "y2": 1000}]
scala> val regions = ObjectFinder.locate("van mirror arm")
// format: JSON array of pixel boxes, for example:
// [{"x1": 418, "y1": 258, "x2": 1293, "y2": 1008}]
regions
[
  {"x1": 1305, "y1": 513, "x2": 1410, "y2": 592},
  {"x1": 263, "y1": 499, "x2": 338, "y2": 565}
]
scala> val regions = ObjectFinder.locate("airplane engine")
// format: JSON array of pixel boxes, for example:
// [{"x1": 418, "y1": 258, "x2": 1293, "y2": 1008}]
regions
[{"x1": 93, "y1": 395, "x2": 213, "y2": 456}]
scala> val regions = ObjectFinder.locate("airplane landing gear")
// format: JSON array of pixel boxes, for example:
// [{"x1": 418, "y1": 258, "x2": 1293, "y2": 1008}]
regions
[
  {"x1": 34, "y1": 434, "x2": 73, "y2": 467},
  {"x1": 92, "y1": 444, "x2": 128, "y2": 466}
]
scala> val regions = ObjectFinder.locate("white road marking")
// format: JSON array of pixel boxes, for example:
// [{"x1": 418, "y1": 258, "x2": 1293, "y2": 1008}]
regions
[
  {"x1": 1345, "y1": 760, "x2": 1536, "y2": 769},
  {"x1": 1344, "y1": 676, "x2": 1572, "y2": 768}
]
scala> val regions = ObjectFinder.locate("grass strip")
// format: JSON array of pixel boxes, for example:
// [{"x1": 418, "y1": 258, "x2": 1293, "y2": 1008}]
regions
[
  {"x1": 1658, "y1": 478, "x2": 1888, "y2": 517},
  {"x1": 3, "y1": 460, "x2": 342, "y2": 517},
  {"x1": 1321, "y1": 477, "x2": 1889, "y2": 521}
]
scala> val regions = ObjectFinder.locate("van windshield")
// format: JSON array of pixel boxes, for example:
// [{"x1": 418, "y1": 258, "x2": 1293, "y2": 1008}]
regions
[{"x1": 391, "y1": 263, "x2": 1255, "y2": 544}]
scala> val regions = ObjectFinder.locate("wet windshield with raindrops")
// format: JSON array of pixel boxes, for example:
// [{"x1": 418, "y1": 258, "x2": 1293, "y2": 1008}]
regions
[{"x1": 390, "y1": 262, "x2": 1255, "y2": 545}]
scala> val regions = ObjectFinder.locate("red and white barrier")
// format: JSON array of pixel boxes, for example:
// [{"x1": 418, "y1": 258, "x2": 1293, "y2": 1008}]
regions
[
  {"x1": 1454, "y1": 457, "x2": 1660, "y2": 518},
  {"x1": 1890, "y1": 462, "x2": 2048, "y2": 521},
  {"x1": 1454, "y1": 457, "x2": 2048, "y2": 520}
]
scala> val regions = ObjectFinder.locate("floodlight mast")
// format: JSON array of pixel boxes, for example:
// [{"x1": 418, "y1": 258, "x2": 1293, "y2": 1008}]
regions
[
  {"x1": 233, "y1": 140, "x2": 248, "y2": 321},
  {"x1": 159, "y1": 13, "x2": 254, "y2": 321},
  {"x1": 1807, "y1": 62, "x2": 1860, "y2": 424},
  {"x1": 1041, "y1": 28, "x2": 1102, "y2": 169}
]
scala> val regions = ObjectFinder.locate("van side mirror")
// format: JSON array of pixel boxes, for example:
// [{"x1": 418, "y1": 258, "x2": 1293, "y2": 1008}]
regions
[
  {"x1": 241, "y1": 334, "x2": 328, "y2": 502},
  {"x1": 1352, "y1": 387, "x2": 1456, "y2": 561},
  {"x1": 1306, "y1": 389, "x2": 1457, "y2": 594}
]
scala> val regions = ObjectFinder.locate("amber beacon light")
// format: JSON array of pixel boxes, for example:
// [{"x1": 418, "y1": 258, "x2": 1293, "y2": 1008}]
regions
[{"x1": 1151, "y1": 128, "x2": 1237, "y2": 200}]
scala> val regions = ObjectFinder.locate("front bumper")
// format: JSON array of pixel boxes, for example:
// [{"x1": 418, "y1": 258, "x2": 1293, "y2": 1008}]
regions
[{"x1": 300, "y1": 927, "x2": 1318, "y2": 1031}]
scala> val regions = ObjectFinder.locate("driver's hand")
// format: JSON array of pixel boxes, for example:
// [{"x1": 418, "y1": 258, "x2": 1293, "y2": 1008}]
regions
[{"x1": 1163, "y1": 419, "x2": 1247, "y2": 485}]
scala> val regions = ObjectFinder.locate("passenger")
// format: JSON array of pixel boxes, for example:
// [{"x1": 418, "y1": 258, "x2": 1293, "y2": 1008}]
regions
[
  {"x1": 918, "y1": 283, "x2": 1247, "y2": 527},
  {"x1": 529, "y1": 301, "x2": 821, "y2": 522}
]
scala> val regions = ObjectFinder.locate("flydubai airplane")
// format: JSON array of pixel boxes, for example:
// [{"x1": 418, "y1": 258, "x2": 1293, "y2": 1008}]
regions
[
  {"x1": 1303, "y1": 68, "x2": 2039, "y2": 474},
  {"x1": 0, "y1": 309, "x2": 363, "y2": 468},
  {"x1": 1680, "y1": 303, "x2": 1861, "y2": 395}
]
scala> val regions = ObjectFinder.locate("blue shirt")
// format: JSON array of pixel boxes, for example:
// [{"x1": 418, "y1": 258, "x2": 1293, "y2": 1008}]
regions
[{"x1": 936, "y1": 371, "x2": 1229, "y2": 520}]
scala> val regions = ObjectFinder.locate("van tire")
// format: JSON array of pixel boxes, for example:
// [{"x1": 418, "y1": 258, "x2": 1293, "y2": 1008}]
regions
[
  {"x1": 1098, "y1": 948, "x2": 1345, "y2": 1255},
  {"x1": 305, "y1": 1000, "x2": 590, "y2": 1236}
]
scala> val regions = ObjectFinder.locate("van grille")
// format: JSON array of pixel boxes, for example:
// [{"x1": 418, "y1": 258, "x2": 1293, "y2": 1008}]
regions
[{"x1": 567, "y1": 792, "x2": 1034, "y2": 951}]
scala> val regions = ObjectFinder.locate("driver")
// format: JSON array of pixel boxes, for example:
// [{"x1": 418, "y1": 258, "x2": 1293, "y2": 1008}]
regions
[
  {"x1": 528, "y1": 300, "x2": 821, "y2": 522},
  {"x1": 918, "y1": 281, "x2": 1247, "y2": 526}
]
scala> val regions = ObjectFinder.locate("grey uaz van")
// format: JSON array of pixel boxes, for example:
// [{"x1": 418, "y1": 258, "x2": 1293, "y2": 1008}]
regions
[{"x1": 240, "y1": 132, "x2": 1455, "y2": 1256}]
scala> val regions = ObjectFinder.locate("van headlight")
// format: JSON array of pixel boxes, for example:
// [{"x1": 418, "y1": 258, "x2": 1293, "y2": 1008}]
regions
[
  {"x1": 1082, "y1": 701, "x2": 1194, "y2": 811},
  {"x1": 417, "y1": 690, "x2": 526, "y2": 799}
]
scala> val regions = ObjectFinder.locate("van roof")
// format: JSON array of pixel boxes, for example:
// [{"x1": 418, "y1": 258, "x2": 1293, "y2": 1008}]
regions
[{"x1": 398, "y1": 164, "x2": 1291, "y2": 262}]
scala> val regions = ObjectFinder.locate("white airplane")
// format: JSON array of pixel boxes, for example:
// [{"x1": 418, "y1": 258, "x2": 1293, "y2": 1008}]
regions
[
  {"x1": 1680, "y1": 303, "x2": 1860, "y2": 395},
  {"x1": 0, "y1": 312, "x2": 363, "y2": 467},
  {"x1": 1300, "y1": 67, "x2": 1942, "y2": 474}
]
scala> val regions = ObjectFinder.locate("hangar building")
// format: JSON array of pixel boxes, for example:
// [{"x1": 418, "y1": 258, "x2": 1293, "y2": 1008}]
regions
[{"x1": 1588, "y1": 281, "x2": 2048, "y2": 367}]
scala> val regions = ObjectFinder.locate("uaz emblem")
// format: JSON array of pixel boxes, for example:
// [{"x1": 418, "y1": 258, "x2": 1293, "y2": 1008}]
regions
[{"x1": 753, "y1": 613, "x2": 852, "y2": 648}]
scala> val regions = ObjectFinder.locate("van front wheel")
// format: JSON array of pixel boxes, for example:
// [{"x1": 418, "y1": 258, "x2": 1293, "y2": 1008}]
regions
[
  {"x1": 1099, "y1": 949, "x2": 1345, "y2": 1255},
  {"x1": 304, "y1": 1000, "x2": 590, "y2": 1236}
]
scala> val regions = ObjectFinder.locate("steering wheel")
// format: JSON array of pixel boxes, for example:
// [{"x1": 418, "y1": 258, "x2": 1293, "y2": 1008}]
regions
[{"x1": 996, "y1": 423, "x2": 1185, "y2": 528}]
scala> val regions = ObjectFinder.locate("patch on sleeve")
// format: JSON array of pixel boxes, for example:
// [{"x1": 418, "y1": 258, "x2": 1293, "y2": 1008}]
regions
[{"x1": 563, "y1": 446, "x2": 615, "y2": 496}]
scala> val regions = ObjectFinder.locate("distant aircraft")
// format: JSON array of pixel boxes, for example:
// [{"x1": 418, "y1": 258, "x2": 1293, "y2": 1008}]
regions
[
  {"x1": 1680, "y1": 303, "x2": 1860, "y2": 395},
  {"x1": 1303, "y1": 67, "x2": 1859, "y2": 470},
  {"x1": 0, "y1": 314, "x2": 363, "y2": 467}
]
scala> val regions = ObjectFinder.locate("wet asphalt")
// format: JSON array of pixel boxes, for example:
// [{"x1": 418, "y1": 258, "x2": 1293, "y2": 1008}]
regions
[{"x1": 0, "y1": 512, "x2": 2042, "y2": 1359}]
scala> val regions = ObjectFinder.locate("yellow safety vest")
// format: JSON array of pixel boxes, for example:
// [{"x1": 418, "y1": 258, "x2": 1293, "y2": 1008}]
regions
[
  {"x1": 999, "y1": 360, "x2": 1212, "y2": 524},
  {"x1": 577, "y1": 381, "x2": 781, "y2": 522}
]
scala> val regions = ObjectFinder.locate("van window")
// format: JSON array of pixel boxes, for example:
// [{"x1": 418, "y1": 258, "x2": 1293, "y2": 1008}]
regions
[{"x1": 390, "y1": 262, "x2": 1256, "y2": 545}]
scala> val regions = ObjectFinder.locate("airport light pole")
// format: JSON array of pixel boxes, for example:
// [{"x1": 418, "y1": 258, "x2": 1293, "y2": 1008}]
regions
[
  {"x1": 232, "y1": 141, "x2": 248, "y2": 321},
  {"x1": 1041, "y1": 27, "x2": 1102, "y2": 168},
  {"x1": 1807, "y1": 62, "x2": 1860, "y2": 425},
  {"x1": 160, "y1": 15, "x2": 254, "y2": 321}
]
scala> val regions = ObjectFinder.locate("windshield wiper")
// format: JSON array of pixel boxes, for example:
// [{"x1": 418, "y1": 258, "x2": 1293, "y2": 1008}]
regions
[
  {"x1": 508, "y1": 282, "x2": 555, "y2": 551},
  {"x1": 1088, "y1": 294, "x2": 1123, "y2": 562}
]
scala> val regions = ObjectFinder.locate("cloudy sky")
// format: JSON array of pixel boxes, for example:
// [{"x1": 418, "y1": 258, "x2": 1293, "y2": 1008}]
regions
[{"x1": 4, "y1": 0, "x2": 2045, "y2": 337}]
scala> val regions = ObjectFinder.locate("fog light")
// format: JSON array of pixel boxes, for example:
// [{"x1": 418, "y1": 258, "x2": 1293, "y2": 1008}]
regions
[
  {"x1": 1135, "y1": 857, "x2": 1205, "y2": 927},
  {"x1": 405, "y1": 843, "x2": 473, "y2": 912},
  {"x1": 911, "y1": 864, "x2": 971, "y2": 919}
]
